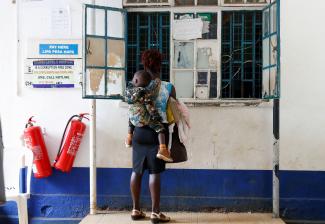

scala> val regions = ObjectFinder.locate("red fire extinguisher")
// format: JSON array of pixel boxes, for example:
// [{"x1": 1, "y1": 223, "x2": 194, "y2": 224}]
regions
[
  {"x1": 54, "y1": 113, "x2": 89, "y2": 172},
  {"x1": 23, "y1": 117, "x2": 52, "y2": 178}
]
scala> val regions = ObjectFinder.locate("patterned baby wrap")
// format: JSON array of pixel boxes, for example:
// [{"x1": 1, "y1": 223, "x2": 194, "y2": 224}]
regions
[{"x1": 125, "y1": 79, "x2": 164, "y2": 132}]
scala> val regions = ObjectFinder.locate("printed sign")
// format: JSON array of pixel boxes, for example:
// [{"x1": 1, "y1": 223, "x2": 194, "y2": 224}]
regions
[
  {"x1": 173, "y1": 18, "x2": 203, "y2": 40},
  {"x1": 39, "y1": 44, "x2": 78, "y2": 55},
  {"x1": 197, "y1": 13, "x2": 211, "y2": 22},
  {"x1": 24, "y1": 39, "x2": 82, "y2": 88}
]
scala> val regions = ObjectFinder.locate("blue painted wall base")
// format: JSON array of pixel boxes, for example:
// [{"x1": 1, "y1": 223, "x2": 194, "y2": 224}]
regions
[{"x1": 0, "y1": 168, "x2": 325, "y2": 223}]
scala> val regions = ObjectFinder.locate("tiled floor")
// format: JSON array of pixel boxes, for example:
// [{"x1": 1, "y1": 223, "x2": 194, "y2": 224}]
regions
[{"x1": 80, "y1": 212, "x2": 285, "y2": 224}]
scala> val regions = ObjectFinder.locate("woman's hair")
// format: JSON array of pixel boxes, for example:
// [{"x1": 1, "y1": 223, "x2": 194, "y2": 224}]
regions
[{"x1": 141, "y1": 49, "x2": 162, "y2": 74}]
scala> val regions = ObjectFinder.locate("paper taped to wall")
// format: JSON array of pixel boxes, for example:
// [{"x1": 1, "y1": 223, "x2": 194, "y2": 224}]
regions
[
  {"x1": 173, "y1": 18, "x2": 203, "y2": 40},
  {"x1": 196, "y1": 40, "x2": 218, "y2": 69},
  {"x1": 51, "y1": 7, "x2": 71, "y2": 37},
  {"x1": 202, "y1": 21, "x2": 210, "y2": 34},
  {"x1": 174, "y1": 42, "x2": 194, "y2": 69}
]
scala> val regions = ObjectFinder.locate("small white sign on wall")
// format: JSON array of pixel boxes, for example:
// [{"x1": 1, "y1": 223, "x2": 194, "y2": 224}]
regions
[
  {"x1": 24, "y1": 39, "x2": 82, "y2": 88},
  {"x1": 173, "y1": 18, "x2": 203, "y2": 40}
]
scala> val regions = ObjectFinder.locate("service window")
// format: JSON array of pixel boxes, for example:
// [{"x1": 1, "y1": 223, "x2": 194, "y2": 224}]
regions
[{"x1": 120, "y1": 0, "x2": 279, "y2": 101}]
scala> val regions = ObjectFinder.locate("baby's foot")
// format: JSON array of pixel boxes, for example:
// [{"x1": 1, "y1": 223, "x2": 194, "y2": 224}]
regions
[
  {"x1": 125, "y1": 134, "x2": 133, "y2": 148},
  {"x1": 157, "y1": 144, "x2": 173, "y2": 162}
]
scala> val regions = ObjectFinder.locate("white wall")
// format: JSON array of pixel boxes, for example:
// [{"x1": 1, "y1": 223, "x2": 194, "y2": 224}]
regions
[
  {"x1": 0, "y1": 0, "x2": 124, "y2": 168},
  {"x1": 0, "y1": 0, "x2": 324, "y2": 173},
  {"x1": 280, "y1": 0, "x2": 325, "y2": 171}
]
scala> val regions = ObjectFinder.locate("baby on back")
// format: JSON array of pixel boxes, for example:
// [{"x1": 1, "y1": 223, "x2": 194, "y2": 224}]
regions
[{"x1": 125, "y1": 70, "x2": 173, "y2": 162}]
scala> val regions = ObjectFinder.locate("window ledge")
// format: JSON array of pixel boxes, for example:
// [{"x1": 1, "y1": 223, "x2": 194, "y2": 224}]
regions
[
  {"x1": 118, "y1": 101, "x2": 129, "y2": 108},
  {"x1": 180, "y1": 98, "x2": 271, "y2": 107},
  {"x1": 118, "y1": 99, "x2": 271, "y2": 108}
]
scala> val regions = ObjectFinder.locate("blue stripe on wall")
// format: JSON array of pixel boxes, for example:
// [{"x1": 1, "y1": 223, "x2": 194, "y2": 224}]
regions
[
  {"x1": 0, "y1": 216, "x2": 81, "y2": 224},
  {"x1": 29, "y1": 168, "x2": 273, "y2": 197},
  {"x1": 30, "y1": 219, "x2": 80, "y2": 224},
  {"x1": 0, "y1": 215, "x2": 18, "y2": 224},
  {"x1": 0, "y1": 168, "x2": 325, "y2": 223}
]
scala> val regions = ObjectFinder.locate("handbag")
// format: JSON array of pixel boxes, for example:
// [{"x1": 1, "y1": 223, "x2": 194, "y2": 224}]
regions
[{"x1": 169, "y1": 124, "x2": 188, "y2": 163}]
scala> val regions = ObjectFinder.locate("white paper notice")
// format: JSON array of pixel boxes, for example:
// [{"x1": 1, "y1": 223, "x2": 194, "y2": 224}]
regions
[
  {"x1": 51, "y1": 7, "x2": 71, "y2": 37},
  {"x1": 173, "y1": 18, "x2": 203, "y2": 40},
  {"x1": 202, "y1": 21, "x2": 210, "y2": 34}
]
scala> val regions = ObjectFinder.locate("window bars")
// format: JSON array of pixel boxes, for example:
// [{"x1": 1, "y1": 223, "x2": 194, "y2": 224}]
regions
[
  {"x1": 127, "y1": 12, "x2": 170, "y2": 82},
  {"x1": 221, "y1": 11, "x2": 263, "y2": 98}
]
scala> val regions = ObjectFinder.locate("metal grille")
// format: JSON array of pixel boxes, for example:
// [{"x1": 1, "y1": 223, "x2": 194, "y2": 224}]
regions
[
  {"x1": 127, "y1": 12, "x2": 170, "y2": 82},
  {"x1": 221, "y1": 11, "x2": 262, "y2": 98}
]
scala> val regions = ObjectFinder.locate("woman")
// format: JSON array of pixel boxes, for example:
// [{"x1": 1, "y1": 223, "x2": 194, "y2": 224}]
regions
[{"x1": 130, "y1": 49, "x2": 176, "y2": 223}]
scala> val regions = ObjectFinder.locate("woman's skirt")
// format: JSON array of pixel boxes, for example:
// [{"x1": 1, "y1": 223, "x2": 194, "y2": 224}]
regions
[{"x1": 132, "y1": 125, "x2": 168, "y2": 174}]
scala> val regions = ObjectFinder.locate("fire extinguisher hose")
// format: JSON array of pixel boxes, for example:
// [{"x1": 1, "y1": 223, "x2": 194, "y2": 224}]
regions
[
  {"x1": 25, "y1": 116, "x2": 35, "y2": 129},
  {"x1": 54, "y1": 115, "x2": 80, "y2": 164}
]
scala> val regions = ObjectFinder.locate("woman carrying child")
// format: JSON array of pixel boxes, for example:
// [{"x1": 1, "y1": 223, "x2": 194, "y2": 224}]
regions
[{"x1": 127, "y1": 49, "x2": 176, "y2": 223}]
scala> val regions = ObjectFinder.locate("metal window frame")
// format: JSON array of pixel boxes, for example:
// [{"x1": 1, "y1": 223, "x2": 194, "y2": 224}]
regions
[
  {"x1": 261, "y1": 0, "x2": 280, "y2": 99},
  {"x1": 83, "y1": 4, "x2": 128, "y2": 100},
  {"x1": 171, "y1": 12, "x2": 219, "y2": 99},
  {"x1": 170, "y1": 9, "x2": 220, "y2": 100}
]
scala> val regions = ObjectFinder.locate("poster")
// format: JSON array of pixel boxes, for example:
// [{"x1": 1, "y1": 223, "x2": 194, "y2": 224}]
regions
[
  {"x1": 24, "y1": 39, "x2": 82, "y2": 88},
  {"x1": 51, "y1": 7, "x2": 71, "y2": 37},
  {"x1": 197, "y1": 13, "x2": 218, "y2": 39},
  {"x1": 197, "y1": 13, "x2": 211, "y2": 34},
  {"x1": 173, "y1": 18, "x2": 203, "y2": 40}
]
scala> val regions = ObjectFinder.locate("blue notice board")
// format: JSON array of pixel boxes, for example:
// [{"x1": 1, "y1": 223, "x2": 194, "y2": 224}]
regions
[{"x1": 39, "y1": 44, "x2": 78, "y2": 55}]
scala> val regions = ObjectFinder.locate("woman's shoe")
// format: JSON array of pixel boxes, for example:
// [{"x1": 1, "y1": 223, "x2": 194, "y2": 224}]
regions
[
  {"x1": 150, "y1": 212, "x2": 171, "y2": 223},
  {"x1": 131, "y1": 209, "x2": 146, "y2": 220}
]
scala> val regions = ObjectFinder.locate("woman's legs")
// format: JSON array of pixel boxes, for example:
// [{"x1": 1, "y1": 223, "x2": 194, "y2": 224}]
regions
[
  {"x1": 130, "y1": 171, "x2": 143, "y2": 210},
  {"x1": 130, "y1": 172, "x2": 161, "y2": 212},
  {"x1": 149, "y1": 173, "x2": 161, "y2": 213},
  {"x1": 149, "y1": 173, "x2": 170, "y2": 222}
]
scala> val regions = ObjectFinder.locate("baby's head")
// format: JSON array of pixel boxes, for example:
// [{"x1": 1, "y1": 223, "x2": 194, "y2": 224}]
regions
[{"x1": 132, "y1": 70, "x2": 151, "y2": 87}]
